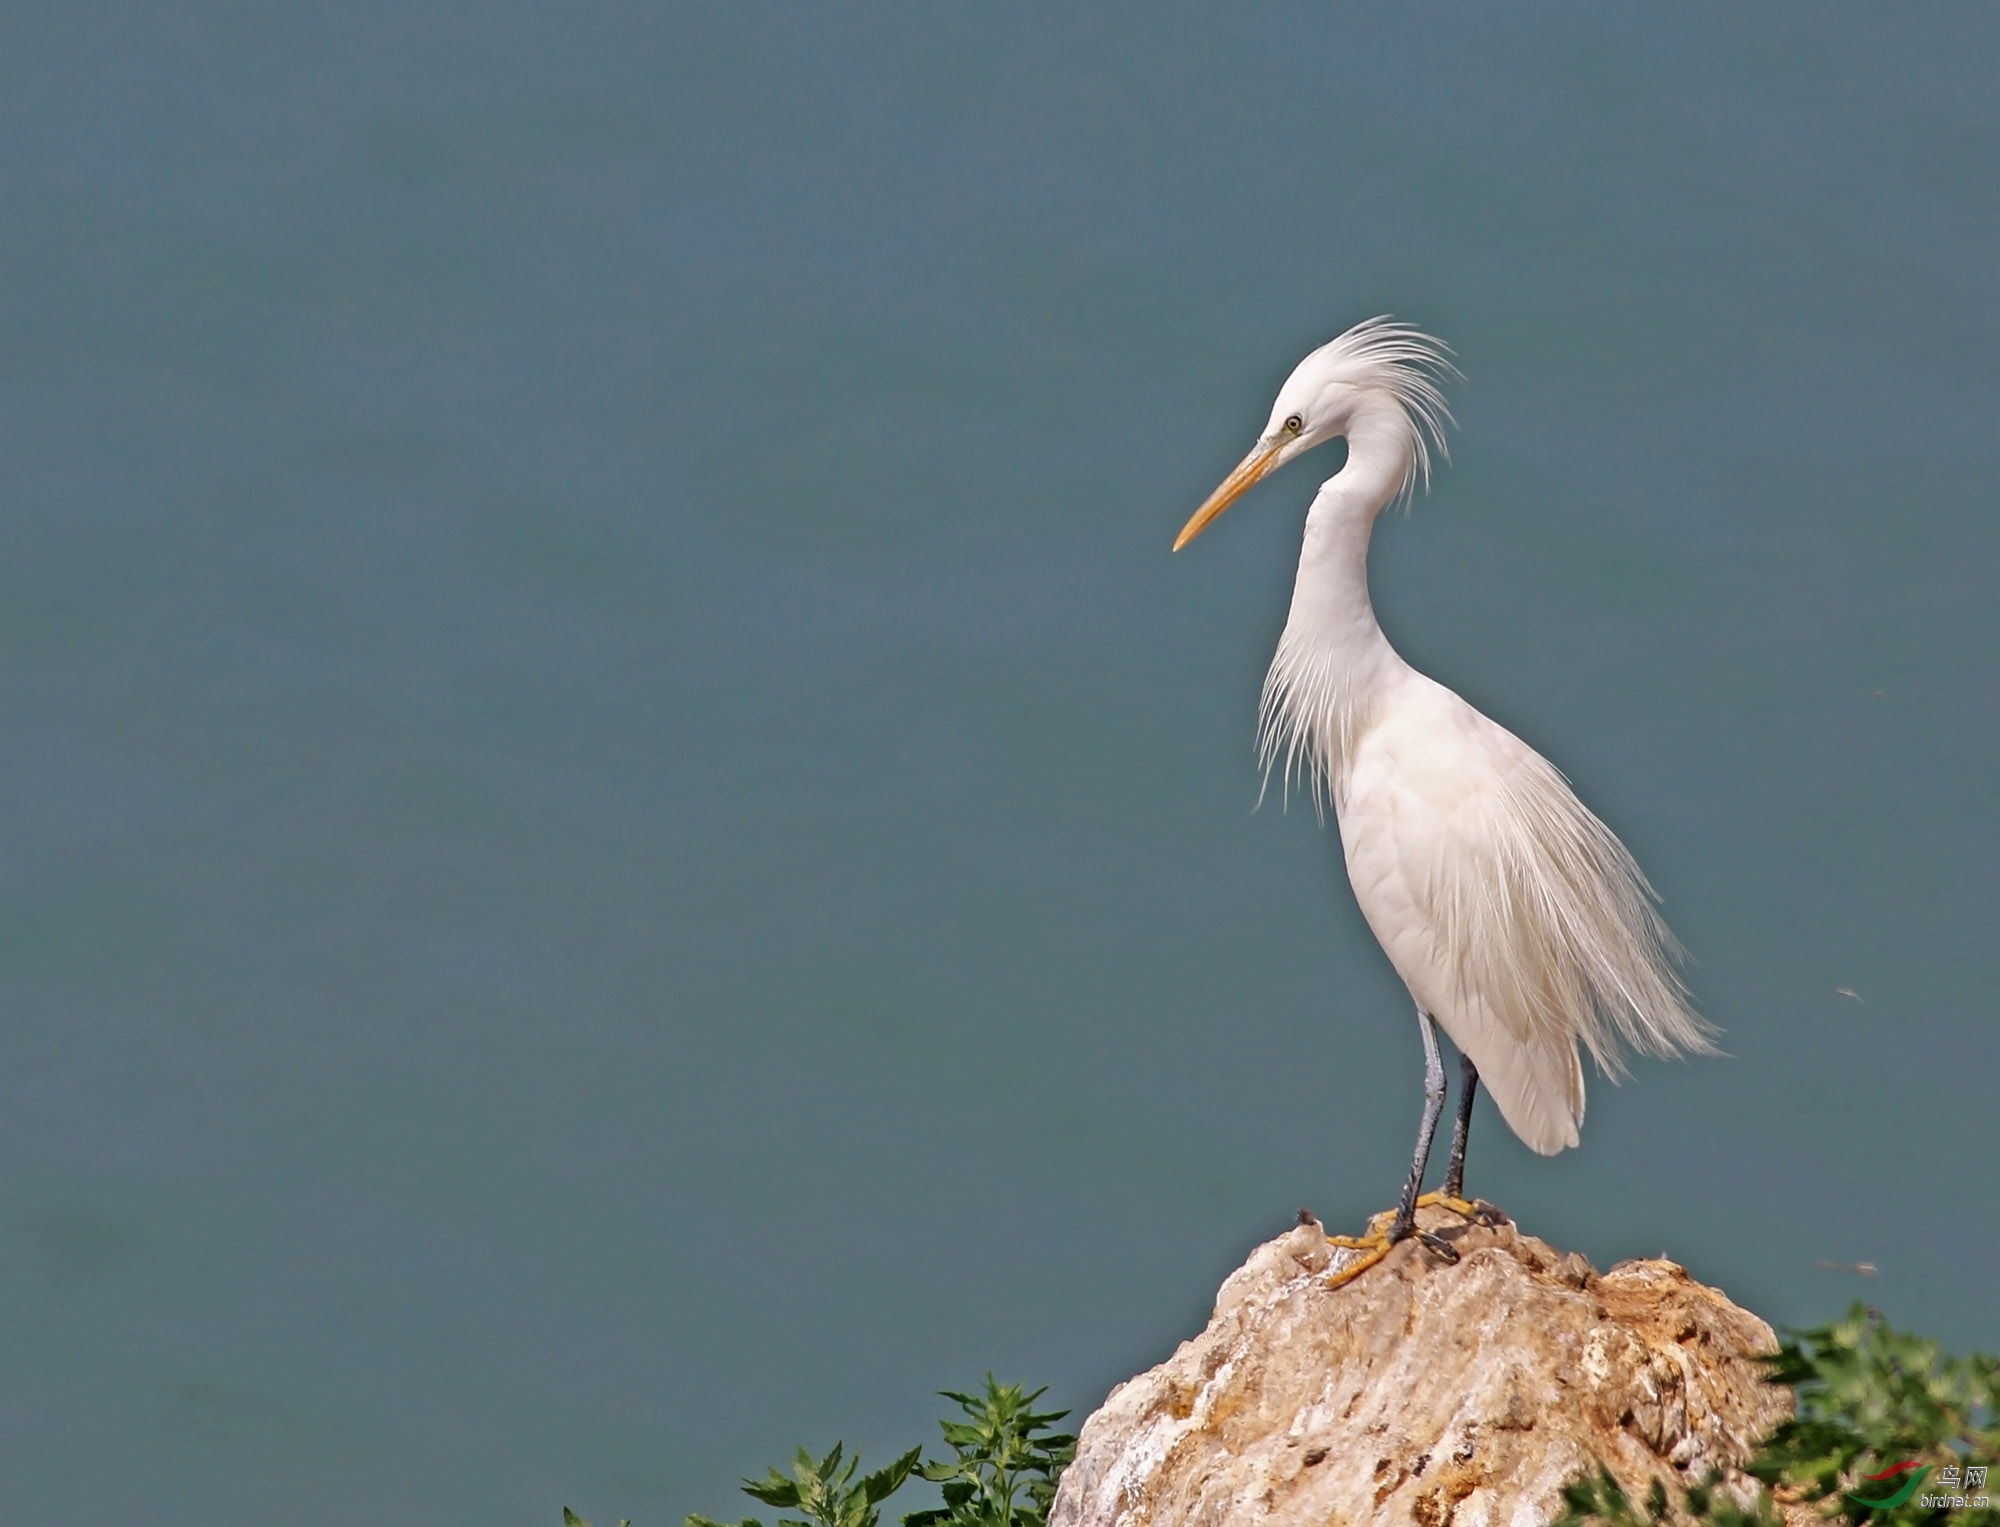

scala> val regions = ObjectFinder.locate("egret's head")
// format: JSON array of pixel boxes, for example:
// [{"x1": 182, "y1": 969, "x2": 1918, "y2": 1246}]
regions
[
  {"x1": 1262, "y1": 350, "x2": 1369, "y2": 462},
  {"x1": 1174, "y1": 318, "x2": 1455, "y2": 551}
]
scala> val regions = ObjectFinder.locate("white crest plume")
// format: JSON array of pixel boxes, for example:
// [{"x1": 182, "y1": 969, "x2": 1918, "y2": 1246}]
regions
[{"x1": 1307, "y1": 316, "x2": 1459, "y2": 499}]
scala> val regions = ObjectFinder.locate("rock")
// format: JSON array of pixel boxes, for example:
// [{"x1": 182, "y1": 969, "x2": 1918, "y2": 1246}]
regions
[{"x1": 1049, "y1": 1204, "x2": 1792, "y2": 1527}]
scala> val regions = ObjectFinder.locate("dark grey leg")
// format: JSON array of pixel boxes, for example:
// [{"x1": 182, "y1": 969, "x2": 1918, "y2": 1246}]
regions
[
  {"x1": 1442, "y1": 1052, "x2": 1478, "y2": 1202},
  {"x1": 1387, "y1": 1008, "x2": 1448, "y2": 1243}
]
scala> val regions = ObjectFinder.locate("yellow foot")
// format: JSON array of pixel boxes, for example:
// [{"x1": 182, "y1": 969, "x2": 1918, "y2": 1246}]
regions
[
  {"x1": 1417, "y1": 1192, "x2": 1509, "y2": 1226},
  {"x1": 1322, "y1": 1209, "x2": 1396, "y2": 1287},
  {"x1": 1323, "y1": 1234, "x2": 1393, "y2": 1289},
  {"x1": 1416, "y1": 1190, "x2": 1478, "y2": 1218},
  {"x1": 1323, "y1": 1198, "x2": 1509, "y2": 1289},
  {"x1": 1326, "y1": 1208, "x2": 1398, "y2": 1247}
]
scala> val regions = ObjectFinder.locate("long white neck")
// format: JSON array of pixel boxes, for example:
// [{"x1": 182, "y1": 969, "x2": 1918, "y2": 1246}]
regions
[{"x1": 1257, "y1": 399, "x2": 1414, "y2": 804}]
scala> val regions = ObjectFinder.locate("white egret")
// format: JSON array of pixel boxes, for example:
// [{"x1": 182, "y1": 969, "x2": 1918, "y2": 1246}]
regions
[{"x1": 1175, "y1": 318, "x2": 1715, "y2": 1282}]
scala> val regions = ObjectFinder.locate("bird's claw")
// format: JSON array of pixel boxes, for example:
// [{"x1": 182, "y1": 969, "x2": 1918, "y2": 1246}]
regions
[
  {"x1": 1323, "y1": 1236, "x2": 1393, "y2": 1289},
  {"x1": 1322, "y1": 1209, "x2": 1400, "y2": 1287},
  {"x1": 1326, "y1": 1210, "x2": 1397, "y2": 1249},
  {"x1": 1322, "y1": 1194, "x2": 1511, "y2": 1287},
  {"x1": 1415, "y1": 1230, "x2": 1459, "y2": 1264}
]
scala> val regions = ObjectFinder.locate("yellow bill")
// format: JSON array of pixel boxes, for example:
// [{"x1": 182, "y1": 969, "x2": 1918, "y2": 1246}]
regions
[{"x1": 1173, "y1": 437, "x2": 1286, "y2": 551}]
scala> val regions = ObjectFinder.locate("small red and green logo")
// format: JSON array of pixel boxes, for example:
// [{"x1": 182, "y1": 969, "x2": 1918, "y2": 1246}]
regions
[{"x1": 1845, "y1": 1461, "x2": 1930, "y2": 1510}]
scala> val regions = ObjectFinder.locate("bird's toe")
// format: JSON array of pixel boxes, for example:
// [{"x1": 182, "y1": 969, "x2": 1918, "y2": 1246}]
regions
[{"x1": 1415, "y1": 1230, "x2": 1460, "y2": 1264}]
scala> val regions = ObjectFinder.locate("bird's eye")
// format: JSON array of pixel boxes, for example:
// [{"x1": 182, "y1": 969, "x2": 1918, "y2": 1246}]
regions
[{"x1": 1283, "y1": 414, "x2": 1304, "y2": 435}]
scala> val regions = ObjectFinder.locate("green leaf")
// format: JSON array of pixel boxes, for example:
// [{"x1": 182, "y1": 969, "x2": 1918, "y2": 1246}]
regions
[
  {"x1": 862, "y1": 1448, "x2": 924, "y2": 1505},
  {"x1": 744, "y1": 1474, "x2": 805, "y2": 1509},
  {"x1": 565, "y1": 1511, "x2": 589, "y2": 1527}
]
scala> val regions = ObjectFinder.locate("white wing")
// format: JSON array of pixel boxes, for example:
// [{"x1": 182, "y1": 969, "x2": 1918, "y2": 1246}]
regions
[{"x1": 1336, "y1": 670, "x2": 1712, "y2": 1155}]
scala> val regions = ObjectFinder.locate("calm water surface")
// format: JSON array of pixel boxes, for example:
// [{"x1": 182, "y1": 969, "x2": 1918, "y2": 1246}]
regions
[{"x1": 2, "y1": 6, "x2": 1996, "y2": 1522}]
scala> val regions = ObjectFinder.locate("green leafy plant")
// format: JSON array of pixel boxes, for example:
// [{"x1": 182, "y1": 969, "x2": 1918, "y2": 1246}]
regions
[
  {"x1": 684, "y1": 1442, "x2": 923, "y2": 1527},
  {"x1": 666, "y1": 1378, "x2": 1073, "y2": 1527},
  {"x1": 1754, "y1": 1303, "x2": 1999, "y2": 1521},
  {"x1": 564, "y1": 1511, "x2": 630, "y2": 1527},
  {"x1": 1555, "y1": 1304, "x2": 1998, "y2": 1527},
  {"x1": 903, "y1": 1377, "x2": 1077, "y2": 1527}
]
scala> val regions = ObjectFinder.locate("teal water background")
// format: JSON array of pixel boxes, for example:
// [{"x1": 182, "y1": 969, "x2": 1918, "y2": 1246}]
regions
[{"x1": 2, "y1": 6, "x2": 1996, "y2": 1522}]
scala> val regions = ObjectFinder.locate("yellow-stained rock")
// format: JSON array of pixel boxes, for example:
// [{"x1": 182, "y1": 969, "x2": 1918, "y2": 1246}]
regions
[{"x1": 1049, "y1": 1206, "x2": 1791, "y2": 1527}]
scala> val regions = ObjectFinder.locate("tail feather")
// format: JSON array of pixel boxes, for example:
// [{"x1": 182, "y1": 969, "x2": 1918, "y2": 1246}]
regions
[{"x1": 1446, "y1": 1008, "x2": 1584, "y2": 1156}]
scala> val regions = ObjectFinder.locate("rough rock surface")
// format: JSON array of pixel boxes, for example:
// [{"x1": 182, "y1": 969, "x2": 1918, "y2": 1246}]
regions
[{"x1": 1050, "y1": 1205, "x2": 1792, "y2": 1527}]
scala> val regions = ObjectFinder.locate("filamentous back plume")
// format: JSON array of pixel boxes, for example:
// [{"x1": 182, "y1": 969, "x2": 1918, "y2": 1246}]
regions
[{"x1": 1172, "y1": 316, "x2": 1717, "y2": 1275}]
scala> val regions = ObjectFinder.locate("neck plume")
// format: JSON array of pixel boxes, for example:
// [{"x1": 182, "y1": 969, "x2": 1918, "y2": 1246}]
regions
[{"x1": 1256, "y1": 397, "x2": 1414, "y2": 812}]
